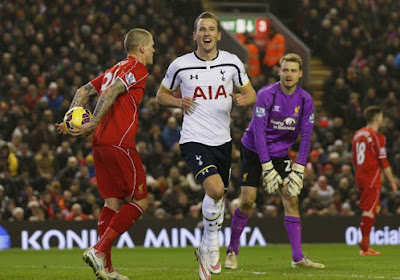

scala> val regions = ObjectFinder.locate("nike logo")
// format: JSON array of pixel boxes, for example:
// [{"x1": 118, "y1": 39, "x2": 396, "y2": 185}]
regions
[
  {"x1": 90, "y1": 251, "x2": 103, "y2": 270},
  {"x1": 201, "y1": 266, "x2": 211, "y2": 280},
  {"x1": 211, "y1": 260, "x2": 221, "y2": 270}
]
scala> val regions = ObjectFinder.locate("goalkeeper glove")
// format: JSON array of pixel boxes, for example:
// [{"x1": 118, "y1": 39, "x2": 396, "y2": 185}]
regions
[
  {"x1": 287, "y1": 163, "x2": 305, "y2": 197},
  {"x1": 262, "y1": 161, "x2": 283, "y2": 194}
]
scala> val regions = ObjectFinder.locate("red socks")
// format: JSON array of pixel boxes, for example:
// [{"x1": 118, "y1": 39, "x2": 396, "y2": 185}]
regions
[
  {"x1": 98, "y1": 206, "x2": 116, "y2": 237},
  {"x1": 360, "y1": 215, "x2": 375, "y2": 251},
  {"x1": 95, "y1": 202, "x2": 143, "y2": 254},
  {"x1": 98, "y1": 206, "x2": 116, "y2": 269}
]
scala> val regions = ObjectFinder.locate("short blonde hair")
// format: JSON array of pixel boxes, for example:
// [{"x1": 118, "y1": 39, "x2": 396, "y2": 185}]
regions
[
  {"x1": 279, "y1": 53, "x2": 303, "y2": 70},
  {"x1": 124, "y1": 28, "x2": 152, "y2": 53}
]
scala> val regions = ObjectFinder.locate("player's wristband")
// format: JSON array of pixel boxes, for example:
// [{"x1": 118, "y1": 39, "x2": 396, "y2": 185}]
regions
[
  {"x1": 292, "y1": 163, "x2": 305, "y2": 174},
  {"x1": 262, "y1": 161, "x2": 273, "y2": 171}
]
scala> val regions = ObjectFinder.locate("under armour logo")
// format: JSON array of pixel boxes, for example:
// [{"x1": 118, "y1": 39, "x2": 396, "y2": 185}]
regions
[
  {"x1": 190, "y1": 74, "x2": 199, "y2": 80},
  {"x1": 202, "y1": 169, "x2": 209, "y2": 175},
  {"x1": 195, "y1": 155, "x2": 203, "y2": 166},
  {"x1": 220, "y1": 70, "x2": 225, "y2": 81}
]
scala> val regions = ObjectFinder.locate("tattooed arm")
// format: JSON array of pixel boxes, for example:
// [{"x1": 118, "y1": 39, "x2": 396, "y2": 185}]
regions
[
  {"x1": 70, "y1": 82, "x2": 98, "y2": 108},
  {"x1": 55, "y1": 82, "x2": 99, "y2": 135},
  {"x1": 68, "y1": 79, "x2": 126, "y2": 137}
]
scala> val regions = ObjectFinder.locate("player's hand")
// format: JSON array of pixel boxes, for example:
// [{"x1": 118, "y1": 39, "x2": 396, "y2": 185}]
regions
[
  {"x1": 390, "y1": 180, "x2": 398, "y2": 193},
  {"x1": 68, "y1": 121, "x2": 95, "y2": 137},
  {"x1": 180, "y1": 97, "x2": 194, "y2": 109},
  {"x1": 230, "y1": 93, "x2": 247, "y2": 107},
  {"x1": 287, "y1": 163, "x2": 305, "y2": 197},
  {"x1": 55, "y1": 122, "x2": 69, "y2": 135},
  {"x1": 262, "y1": 161, "x2": 283, "y2": 194}
]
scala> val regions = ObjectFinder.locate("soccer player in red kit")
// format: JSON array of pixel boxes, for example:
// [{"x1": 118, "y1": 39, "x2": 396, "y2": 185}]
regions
[
  {"x1": 56, "y1": 28, "x2": 155, "y2": 279},
  {"x1": 352, "y1": 106, "x2": 397, "y2": 256}
]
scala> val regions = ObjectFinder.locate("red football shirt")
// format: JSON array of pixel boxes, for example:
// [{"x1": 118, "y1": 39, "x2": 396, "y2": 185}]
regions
[
  {"x1": 90, "y1": 56, "x2": 148, "y2": 148},
  {"x1": 352, "y1": 127, "x2": 389, "y2": 189}
]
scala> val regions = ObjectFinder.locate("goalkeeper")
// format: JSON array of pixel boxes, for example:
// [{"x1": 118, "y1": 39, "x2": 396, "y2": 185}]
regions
[{"x1": 225, "y1": 53, "x2": 325, "y2": 270}]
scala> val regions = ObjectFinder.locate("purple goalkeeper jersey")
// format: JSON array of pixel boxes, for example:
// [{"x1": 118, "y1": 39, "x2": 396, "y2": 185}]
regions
[{"x1": 242, "y1": 82, "x2": 314, "y2": 166}]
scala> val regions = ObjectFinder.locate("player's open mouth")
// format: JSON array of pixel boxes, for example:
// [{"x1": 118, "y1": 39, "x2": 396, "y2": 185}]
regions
[{"x1": 204, "y1": 38, "x2": 211, "y2": 43}]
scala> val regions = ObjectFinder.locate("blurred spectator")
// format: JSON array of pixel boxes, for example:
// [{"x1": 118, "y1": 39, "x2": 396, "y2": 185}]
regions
[
  {"x1": 311, "y1": 175, "x2": 335, "y2": 207},
  {"x1": 301, "y1": 187, "x2": 324, "y2": 215},
  {"x1": 57, "y1": 156, "x2": 79, "y2": 189},
  {"x1": 244, "y1": 34, "x2": 261, "y2": 77},
  {"x1": 43, "y1": 82, "x2": 64, "y2": 113},
  {"x1": 27, "y1": 200, "x2": 45, "y2": 221},
  {"x1": 154, "y1": 208, "x2": 168, "y2": 219},
  {"x1": 345, "y1": 188, "x2": 361, "y2": 215},
  {"x1": 34, "y1": 143, "x2": 54, "y2": 177},
  {"x1": 262, "y1": 26, "x2": 285, "y2": 74},
  {"x1": 341, "y1": 202, "x2": 355, "y2": 216},
  {"x1": 10, "y1": 207, "x2": 25, "y2": 222},
  {"x1": 65, "y1": 203, "x2": 90, "y2": 221},
  {"x1": 162, "y1": 116, "x2": 181, "y2": 149},
  {"x1": 0, "y1": 145, "x2": 18, "y2": 177},
  {"x1": 0, "y1": 185, "x2": 9, "y2": 215},
  {"x1": 54, "y1": 141, "x2": 73, "y2": 173},
  {"x1": 188, "y1": 204, "x2": 201, "y2": 219}
]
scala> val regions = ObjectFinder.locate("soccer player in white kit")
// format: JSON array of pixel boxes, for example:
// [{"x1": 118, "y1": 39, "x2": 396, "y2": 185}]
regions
[{"x1": 156, "y1": 11, "x2": 256, "y2": 280}]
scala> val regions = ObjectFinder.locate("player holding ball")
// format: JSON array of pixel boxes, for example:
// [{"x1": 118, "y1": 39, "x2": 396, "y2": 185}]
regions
[{"x1": 56, "y1": 28, "x2": 155, "y2": 280}]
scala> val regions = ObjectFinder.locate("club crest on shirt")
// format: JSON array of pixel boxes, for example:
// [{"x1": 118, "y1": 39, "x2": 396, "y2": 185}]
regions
[
  {"x1": 138, "y1": 183, "x2": 144, "y2": 194},
  {"x1": 220, "y1": 70, "x2": 226, "y2": 81},
  {"x1": 293, "y1": 106, "x2": 300, "y2": 117},
  {"x1": 242, "y1": 172, "x2": 248, "y2": 182},
  {"x1": 256, "y1": 107, "x2": 265, "y2": 117},
  {"x1": 125, "y1": 72, "x2": 136, "y2": 85}
]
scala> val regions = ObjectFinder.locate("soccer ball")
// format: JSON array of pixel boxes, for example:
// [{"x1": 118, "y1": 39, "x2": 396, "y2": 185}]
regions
[{"x1": 63, "y1": 107, "x2": 92, "y2": 133}]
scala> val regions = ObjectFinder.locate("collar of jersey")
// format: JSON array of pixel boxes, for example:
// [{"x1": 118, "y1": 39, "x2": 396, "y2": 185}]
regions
[{"x1": 193, "y1": 50, "x2": 219, "y2": 61}]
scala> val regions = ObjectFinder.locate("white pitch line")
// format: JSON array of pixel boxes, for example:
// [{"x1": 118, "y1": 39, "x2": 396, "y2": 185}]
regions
[{"x1": 3, "y1": 265, "x2": 400, "y2": 279}]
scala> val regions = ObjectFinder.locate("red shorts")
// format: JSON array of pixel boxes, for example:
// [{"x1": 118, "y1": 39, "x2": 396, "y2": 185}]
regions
[
  {"x1": 358, "y1": 186, "x2": 381, "y2": 214},
  {"x1": 93, "y1": 145, "x2": 147, "y2": 200}
]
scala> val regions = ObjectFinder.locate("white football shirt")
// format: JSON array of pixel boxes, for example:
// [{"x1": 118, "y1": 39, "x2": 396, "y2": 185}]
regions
[{"x1": 162, "y1": 50, "x2": 249, "y2": 146}]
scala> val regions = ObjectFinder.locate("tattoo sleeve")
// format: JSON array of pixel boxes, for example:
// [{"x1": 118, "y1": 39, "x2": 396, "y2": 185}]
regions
[
  {"x1": 70, "y1": 83, "x2": 97, "y2": 108},
  {"x1": 91, "y1": 79, "x2": 126, "y2": 127}
]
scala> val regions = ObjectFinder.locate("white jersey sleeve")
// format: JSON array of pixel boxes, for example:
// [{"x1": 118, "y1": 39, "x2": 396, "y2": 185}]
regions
[
  {"x1": 232, "y1": 54, "x2": 250, "y2": 88},
  {"x1": 161, "y1": 58, "x2": 182, "y2": 91}
]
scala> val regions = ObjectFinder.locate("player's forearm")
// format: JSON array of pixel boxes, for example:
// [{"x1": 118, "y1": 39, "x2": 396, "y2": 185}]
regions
[
  {"x1": 383, "y1": 166, "x2": 397, "y2": 187},
  {"x1": 156, "y1": 90, "x2": 181, "y2": 108},
  {"x1": 90, "y1": 83, "x2": 120, "y2": 127},
  {"x1": 70, "y1": 83, "x2": 96, "y2": 108},
  {"x1": 239, "y1": 83, "x2": 256, "y2": 106},
  {"x1": 244, "y1": 90, "x2": 256, "y2": 106}
]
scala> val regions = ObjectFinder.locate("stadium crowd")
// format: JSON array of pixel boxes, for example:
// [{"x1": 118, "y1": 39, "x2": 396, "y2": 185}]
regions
[{"x1": 0, "y1": 0, "x2": 399, "y2": 223}]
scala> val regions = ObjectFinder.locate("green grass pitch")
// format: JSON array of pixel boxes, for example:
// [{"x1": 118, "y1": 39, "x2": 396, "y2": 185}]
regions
[{"x1": 0, "y1": 244, "x2": 399, "y2": 279}]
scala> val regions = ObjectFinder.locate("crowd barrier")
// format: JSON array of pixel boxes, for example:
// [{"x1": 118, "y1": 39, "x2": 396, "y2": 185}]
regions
[{"x1": 1, "y1": 216, "x2": 400, "y2": 250}]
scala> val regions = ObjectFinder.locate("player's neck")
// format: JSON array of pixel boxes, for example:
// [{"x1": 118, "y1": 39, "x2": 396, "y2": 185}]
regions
[
  {"x1": 366, "y1": 123, "x2": 378, "y2": 131},
  {"x1": 280, "y1": 82, "x2": 296, "y2": 95},
  {"x1": 128, "y1": 53, "x2": 146, "y2": 65},
  {"x1": 195, "y1": 49, "x2": 218, "y2": 61}
]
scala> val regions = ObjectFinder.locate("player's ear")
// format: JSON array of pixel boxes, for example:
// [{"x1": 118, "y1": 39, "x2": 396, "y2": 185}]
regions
[
  {"x1": 139, "y1": 44, "x2": 145, "y2": 53},
  {"x1": 193, "y1": 31, "x2": 197, "y2": 41},
  {"x1": 217, "y1": 31, "x2": 221, "y2": 41}
]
